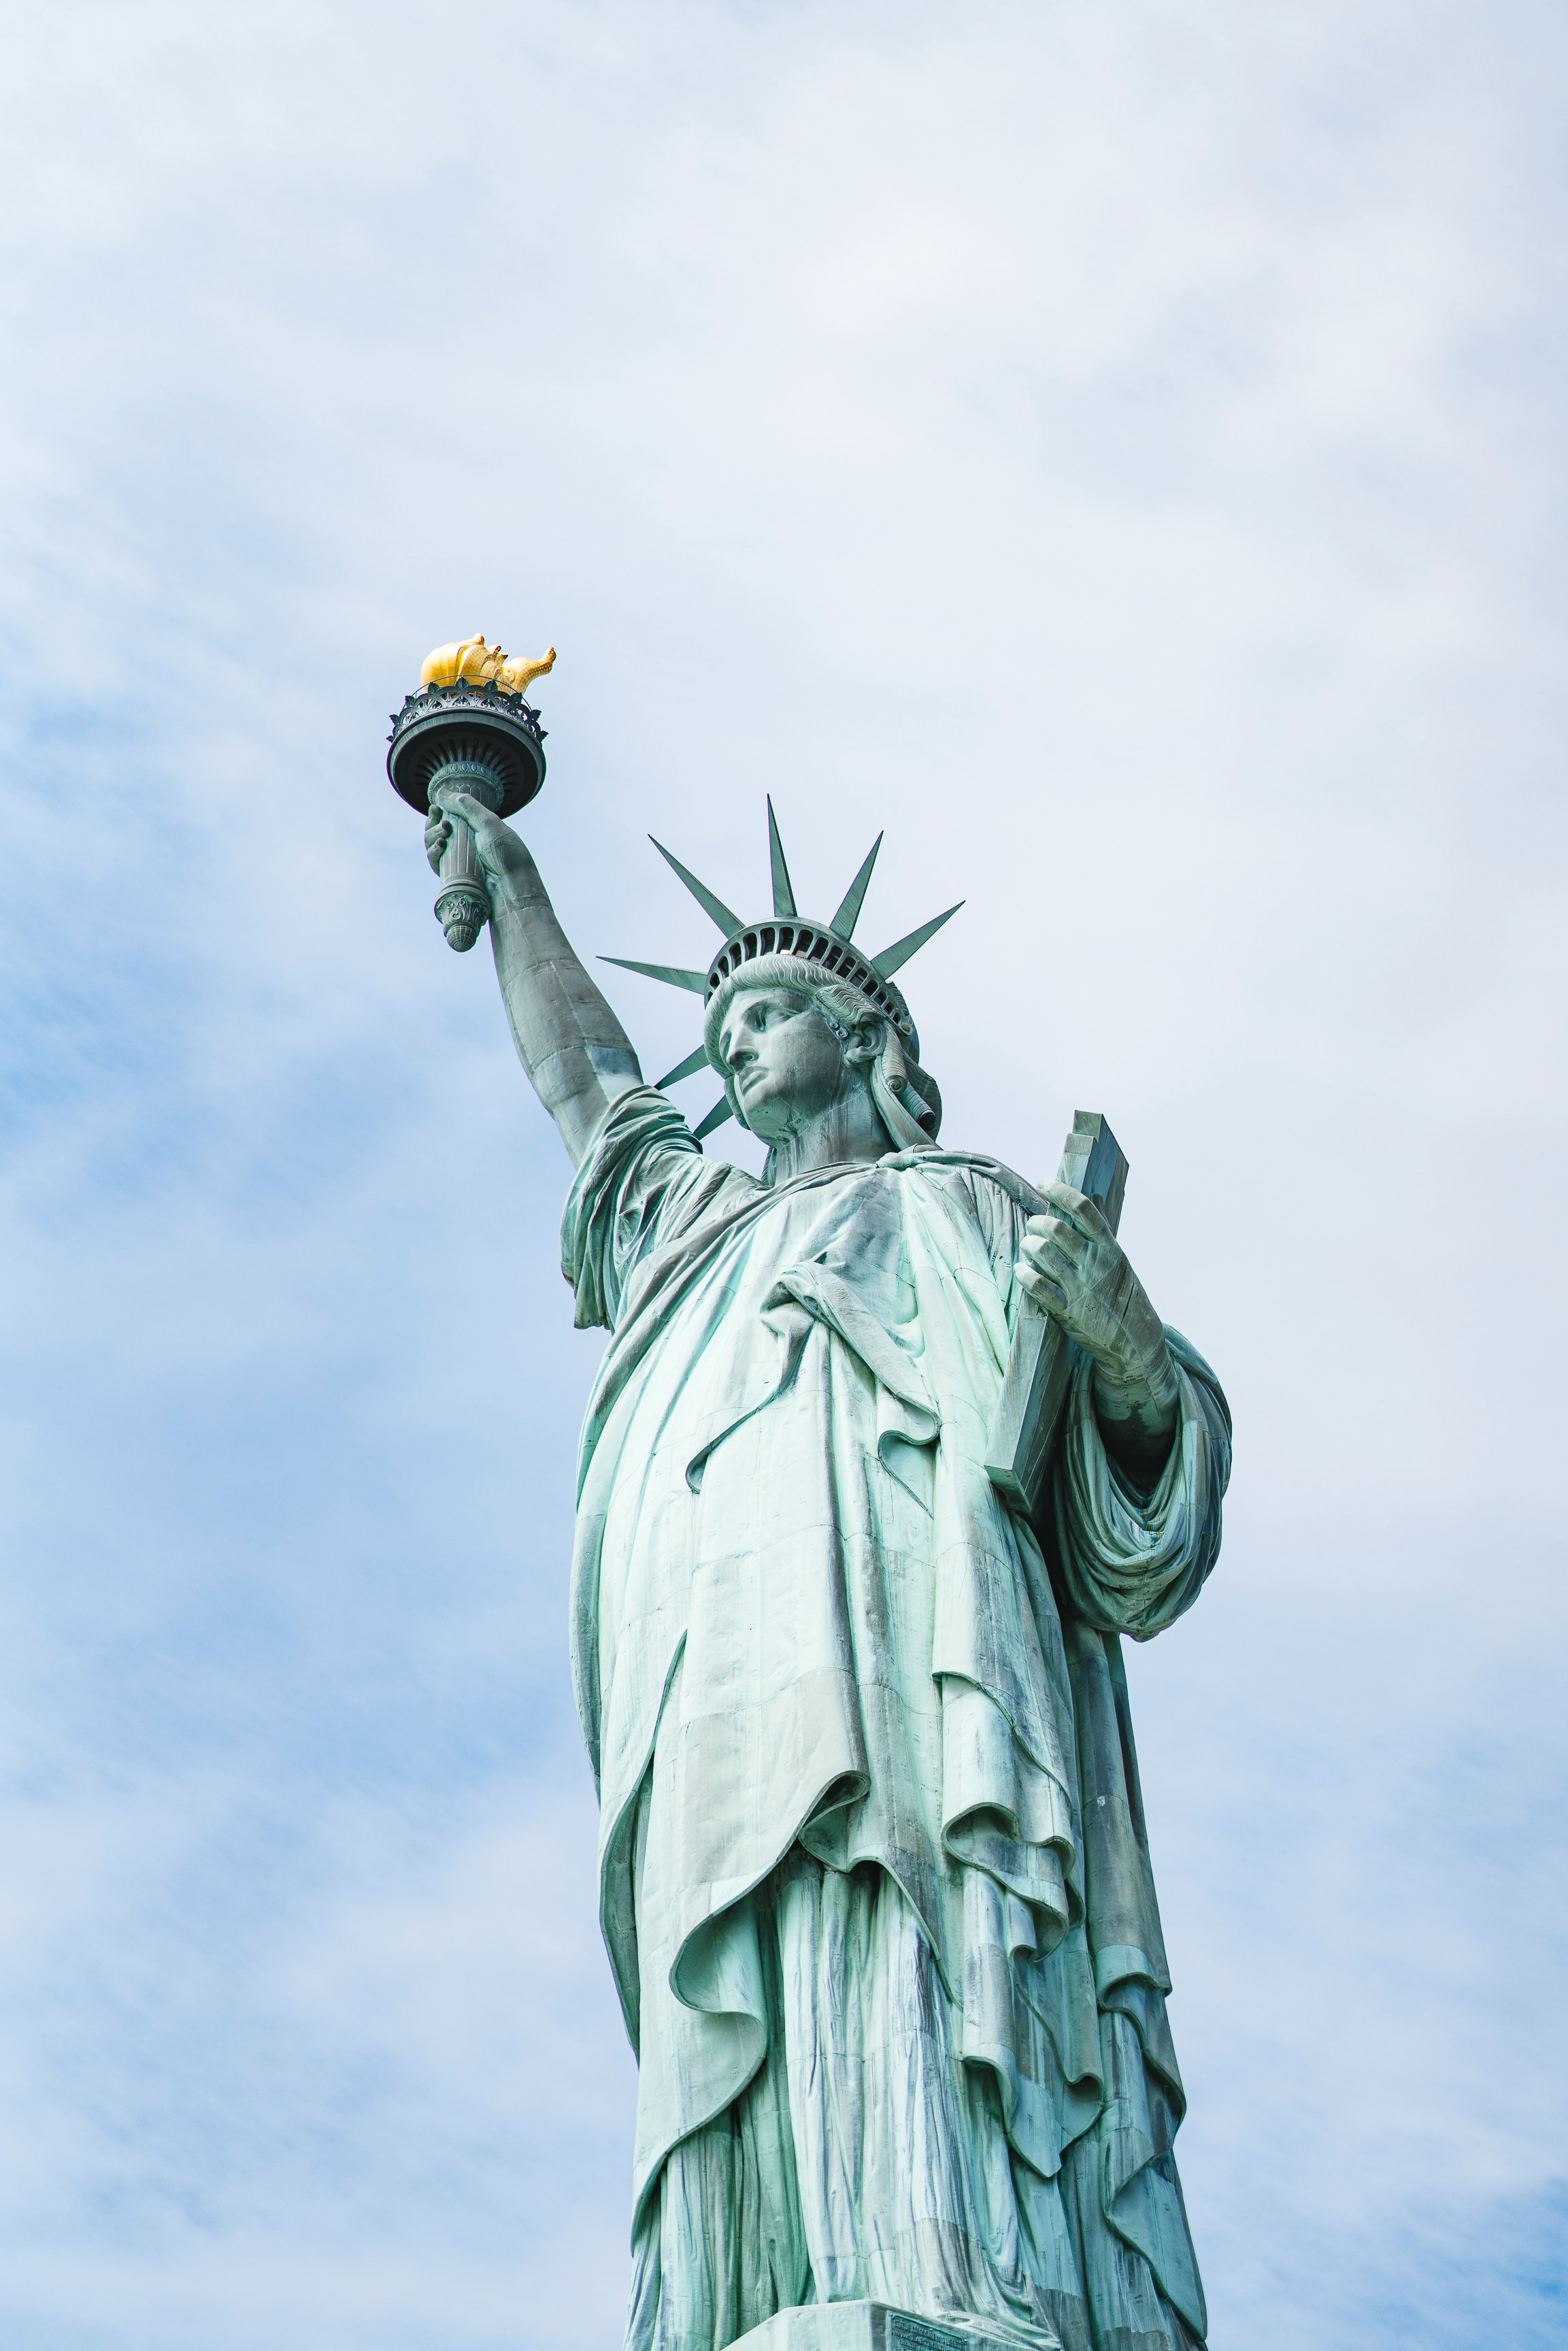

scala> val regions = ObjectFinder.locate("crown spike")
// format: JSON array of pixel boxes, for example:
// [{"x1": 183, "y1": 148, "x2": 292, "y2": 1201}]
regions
[
  {"x1": 693, "y1": 1096, "x2": 736, "y2": 1140},
  {"x1": 656, "y1": 1042, "x2": 712, "y2": 1088},
  {"x1": 601, "y1": 956, "x2": 710, "y2": 995},
  {"x1": 830, "y1": 833, "x2": 884, "y2": 941},
  {"x1": 650, "y1": 837, "x2": 741, "y2": 935},
  {"x1": 870, "y1": 902, "x2": 963, "y2": 979},
  {"x1": 767, "y1": 798, "x2": 797, "y2": 918}
]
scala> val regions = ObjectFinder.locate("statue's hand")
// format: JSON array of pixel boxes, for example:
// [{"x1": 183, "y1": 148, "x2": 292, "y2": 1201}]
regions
[
  {"x1": 424, "y1": 787, "x2": 531, "y2": 886},
  {"x1": 1017, "y1": 1184, "x2": 1174, "y2": 1403}
]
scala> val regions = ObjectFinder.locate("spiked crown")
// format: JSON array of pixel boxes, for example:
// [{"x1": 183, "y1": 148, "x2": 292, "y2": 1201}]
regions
[{"x1": 603, "y1": 801, "x2": 962, "y2": 1139}]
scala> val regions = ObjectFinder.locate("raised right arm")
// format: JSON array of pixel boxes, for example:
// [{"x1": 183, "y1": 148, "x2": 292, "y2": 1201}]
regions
[{"x1": 427, "y1": 788, "x2": 643, "y2": 1166}]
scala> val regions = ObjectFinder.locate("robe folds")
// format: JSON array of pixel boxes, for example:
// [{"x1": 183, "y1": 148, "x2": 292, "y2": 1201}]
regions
[{"x1": 562, "y1": 1090, "x2": 1231, "y2": 2351}]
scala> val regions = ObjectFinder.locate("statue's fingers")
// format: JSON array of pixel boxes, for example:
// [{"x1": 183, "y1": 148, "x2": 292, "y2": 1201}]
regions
[
  {"x1": 1029, "y1": 1251, "x2": 1082, "y2": 1305},
  {"x1": 1019, "y1": 1232, "x2": 1056, "y2": 1268},
  {"x1": 1038, "y1": 1182, "x2": 1113, "y2": 1241},
  {"x1": 431, "y1": 783, "x2": 489, "y2": 824},
  {"x1": 1024, "y1": 1213, "x2": 1088, "y2": 1263},
  {"x1": 1016, "y1": 1255, "x2": 1067, "y2": 1308}
]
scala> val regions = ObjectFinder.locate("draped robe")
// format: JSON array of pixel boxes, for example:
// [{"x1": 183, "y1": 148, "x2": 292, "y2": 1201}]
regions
[{"x1": 562, "y1": 1090, "x2": 1231, "y2": 2351}]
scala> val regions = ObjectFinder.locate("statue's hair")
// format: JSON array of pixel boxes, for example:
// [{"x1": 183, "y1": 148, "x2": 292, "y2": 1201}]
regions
[{"x1": 702, "y1": 954, "x2": 942, "y2": 1154}]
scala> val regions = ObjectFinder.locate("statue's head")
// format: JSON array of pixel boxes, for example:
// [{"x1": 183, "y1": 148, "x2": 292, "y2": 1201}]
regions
[
  {"x1": 702, "y1": 954, "x2": 942, "y2": 1156},
  {"x1": 602, "y1": 801, "x2": 959, "y2": 1161}
]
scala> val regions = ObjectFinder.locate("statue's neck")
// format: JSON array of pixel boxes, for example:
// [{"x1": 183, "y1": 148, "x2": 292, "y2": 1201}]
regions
[{"x1": 763, "y1": 1089, "x2": 886, "y2": 1186}]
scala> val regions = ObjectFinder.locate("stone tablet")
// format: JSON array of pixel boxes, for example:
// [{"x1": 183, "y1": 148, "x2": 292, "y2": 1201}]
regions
[{"x1": 984, "y1": 1110, "x2": 1131, "y2": 1516}]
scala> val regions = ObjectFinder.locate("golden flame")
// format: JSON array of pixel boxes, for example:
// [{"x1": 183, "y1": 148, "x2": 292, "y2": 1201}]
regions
[{"x1": 420, "y1": 635, "x2": 556, "y2": 698}]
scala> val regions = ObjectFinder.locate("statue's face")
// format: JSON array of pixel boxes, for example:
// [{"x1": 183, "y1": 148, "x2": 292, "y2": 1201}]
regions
[{"x1": 716, "y1": 986, "x2": 858, "y2": 1140}]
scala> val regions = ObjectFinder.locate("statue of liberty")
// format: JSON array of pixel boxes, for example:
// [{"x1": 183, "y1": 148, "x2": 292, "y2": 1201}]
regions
[{"x1": 420, "y1": 756, "x2": 1231, "y2": 2351}]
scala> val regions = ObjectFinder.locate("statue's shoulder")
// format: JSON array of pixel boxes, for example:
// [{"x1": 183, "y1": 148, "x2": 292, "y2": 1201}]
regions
[
  {"x1": 882, "y1": 1145, "x2": 1048, "y2": 1220},
  {"x1": 564, "y1": 1084, "x2": 756, "y2": 1327}
]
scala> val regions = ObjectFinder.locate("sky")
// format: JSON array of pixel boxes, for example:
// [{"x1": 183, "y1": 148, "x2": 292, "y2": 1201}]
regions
[{"x1": 1, "y1": 3, "x2": 1565, "y2": 2346}]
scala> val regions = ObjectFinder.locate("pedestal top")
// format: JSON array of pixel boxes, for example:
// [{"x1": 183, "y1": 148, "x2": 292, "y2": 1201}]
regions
[{"x1": 728, "y1": 2302, "x2": 1054, "y2": 2351}]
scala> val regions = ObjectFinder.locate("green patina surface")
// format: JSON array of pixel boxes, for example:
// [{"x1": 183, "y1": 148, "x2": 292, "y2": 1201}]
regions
[{"x1": 409, "y1": 788, "x2": 1232, "y2": 2351}]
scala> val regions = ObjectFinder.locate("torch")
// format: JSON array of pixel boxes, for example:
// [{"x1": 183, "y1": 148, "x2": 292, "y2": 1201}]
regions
[{"x1": 387, "y1": 635, "x2": 555, "y2": 951}]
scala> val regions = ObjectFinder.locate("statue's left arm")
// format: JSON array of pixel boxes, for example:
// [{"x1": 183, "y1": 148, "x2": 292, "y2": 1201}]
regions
[
  {"x1": 1003, "y1": 1181, "x2": 1231, "y2": 1633},
  {"x1": 1015, "y1": 1182, "x2": 1180, "y2": 1486}
]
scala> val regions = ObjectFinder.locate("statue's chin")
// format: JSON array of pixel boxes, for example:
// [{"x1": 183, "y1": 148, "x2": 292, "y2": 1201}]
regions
[{"x1": 733, "y1": 1082, "x2": 786, "y2": 1139}]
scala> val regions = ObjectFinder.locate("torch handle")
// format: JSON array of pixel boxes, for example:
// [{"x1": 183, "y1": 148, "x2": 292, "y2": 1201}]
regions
[{"x1": 429, "y1": 763, "x2": 505, "y2": 953}]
